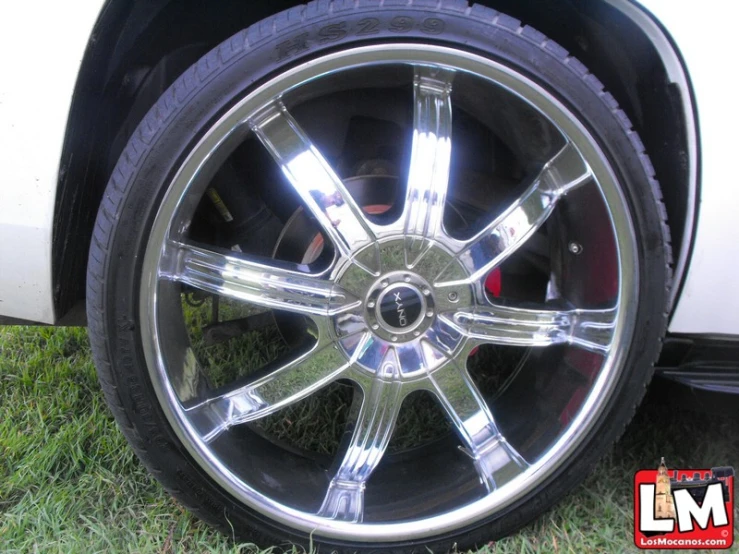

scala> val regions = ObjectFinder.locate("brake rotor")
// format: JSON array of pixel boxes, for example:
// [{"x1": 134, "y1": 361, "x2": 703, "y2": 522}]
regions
[
  {"x1": 273, "y1": 174, "x2": 469, "y2": 264},
  {"x1": 273, "y1": 173, "x2": 504, "y2": 305},
  {"x1": 273, "y1": 174, "x2": 398, "y2": 265}
]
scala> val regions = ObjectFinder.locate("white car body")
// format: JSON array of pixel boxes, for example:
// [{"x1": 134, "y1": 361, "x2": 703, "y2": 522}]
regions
[{"x1": 0, "y1": 0, "x2": 736, "y2": 336}]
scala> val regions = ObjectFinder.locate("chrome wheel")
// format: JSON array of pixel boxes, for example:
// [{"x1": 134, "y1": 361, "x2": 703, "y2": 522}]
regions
[{"x1": 139, "y1": 44, "x2": 637, "y2": 541}]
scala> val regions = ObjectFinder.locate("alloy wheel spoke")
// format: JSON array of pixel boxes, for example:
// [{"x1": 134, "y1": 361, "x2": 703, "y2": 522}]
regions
[
  {"x1": 318, "y1": 355, "x2": 404, "y2": 523},
  {"x1": 446, "y1": 303, "x2": 617, "y2": 353},
  {"x1": 401, "y1": 66, "x2": 455, "y2": 267},
  {"x1": 186, "y1": 334, "x2": 352, "y2": 443},
  {"x1": 249, "y1": 101, "x2": 379, "y2": 272},
  {"x1": 437, "y1": 142, "x2": 592, "y2": 286},
  {"x1": 162, "y1": 240, "x2": 360, "y2": 317},
  {"x1": 428, "y1": 361, "x2": 528, "y2": 492}
]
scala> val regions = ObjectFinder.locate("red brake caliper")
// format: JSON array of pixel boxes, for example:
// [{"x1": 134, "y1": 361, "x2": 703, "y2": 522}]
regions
[
  {"x1": 485, "y1": 268, "x2": 502, "y2": 298},
  {"x1": 470, "y1": 268, "x2": 502, "y2": 357}
]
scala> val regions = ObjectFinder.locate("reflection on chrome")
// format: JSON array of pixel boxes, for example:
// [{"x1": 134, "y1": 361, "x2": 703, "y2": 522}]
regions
[
  {"x1": 402, "y1": 67, "x2": 455, "y2": 267},
  {"x1": 427, "y1": 361, "x2": 529, "y2": 491},
  {"x1": 447, "y1": 304, "x2": 617, "y2": 353},
  {"x1": 250, "y1": 102, "x2": 380, "y2": 273},
  {"x1": 437, "y1": 142, "x2": 593, "y2": 287}
]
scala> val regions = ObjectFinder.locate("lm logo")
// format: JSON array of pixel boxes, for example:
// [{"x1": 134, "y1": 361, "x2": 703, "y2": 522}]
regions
[{"x1": 634, "y1": 459, "x2": 734, "y2": 549}]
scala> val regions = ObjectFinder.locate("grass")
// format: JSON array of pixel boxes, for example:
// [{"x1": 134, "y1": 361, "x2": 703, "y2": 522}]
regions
[{"x1": 0, "y1": 324, "x2": 737, "y2": 553}]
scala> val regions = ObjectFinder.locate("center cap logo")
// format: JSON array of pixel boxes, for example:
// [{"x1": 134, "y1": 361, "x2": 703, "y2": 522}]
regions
[{"x1": 378, "y1": 285, "x2": 424, "y2": 330}]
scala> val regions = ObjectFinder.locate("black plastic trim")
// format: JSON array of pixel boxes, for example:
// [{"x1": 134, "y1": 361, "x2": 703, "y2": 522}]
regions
[{"x1": 656, "y1": 336, "x2": 739, "y2": 395}]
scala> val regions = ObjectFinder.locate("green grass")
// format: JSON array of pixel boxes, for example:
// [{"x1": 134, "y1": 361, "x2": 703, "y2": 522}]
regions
[{"x1": 1, "y1": 325, "x2": 737, "y2": 553}]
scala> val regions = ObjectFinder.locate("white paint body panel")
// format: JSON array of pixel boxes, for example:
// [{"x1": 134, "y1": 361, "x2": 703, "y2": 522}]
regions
[
  {"x1": 0, "y1": 0, "x2": 736, "y2": 334},
  {"x1": 638, "y1": 0, "x2": 739, "y2": 334},
  {"x1": 0, "y1": 1, "x2": 104, "y2": 323}
]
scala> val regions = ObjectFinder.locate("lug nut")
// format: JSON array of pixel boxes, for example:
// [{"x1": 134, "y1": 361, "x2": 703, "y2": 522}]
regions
[
  {"x1": 391, "y1": 336, "x2": 398, "y2": 342},
  {"x1": 422, "y1": 288, "x2": 431, "y2": 296},
  {"x1": 371, "y1": 324, "x2": 380, "y2": 330},
  {"x1": 367, "y1": 301, "x2": 376, "y2": 309},
  {"x1": 426, "y1": 310, "x2": 434, "y2": 318},
  {"x1": 381, "y1": 280, "x2": 389, "y2": 288},
  {"x1": 568, "y1": 242, "x2": 583, "y2": 255}
]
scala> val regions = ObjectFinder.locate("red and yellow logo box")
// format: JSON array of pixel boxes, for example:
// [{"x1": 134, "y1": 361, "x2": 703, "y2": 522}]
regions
[{"x1": 634, "y1": 466, "x2": 734, "y2": 550}]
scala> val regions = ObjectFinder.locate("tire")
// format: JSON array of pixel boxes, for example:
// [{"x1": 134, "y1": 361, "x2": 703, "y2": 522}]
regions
[{"x1": 87, "y1": 1, "x2": 672, "y2": 552}]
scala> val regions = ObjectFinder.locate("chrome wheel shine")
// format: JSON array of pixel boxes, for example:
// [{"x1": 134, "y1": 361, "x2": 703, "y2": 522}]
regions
[{"x1": 139, "y1": 45, "x2": 637, "y2": 541}]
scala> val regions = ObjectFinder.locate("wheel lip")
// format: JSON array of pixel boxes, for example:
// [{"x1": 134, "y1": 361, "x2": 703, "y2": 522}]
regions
[{"x1": 138, "y1": 43, "x2": 638, "y2": 542}]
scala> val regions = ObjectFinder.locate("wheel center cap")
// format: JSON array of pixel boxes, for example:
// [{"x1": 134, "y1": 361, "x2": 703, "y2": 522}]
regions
[
  {"x1": 361, "y1": 271, "x2": 436, "y2": 343},
  {"x1": 377, "y1": 284, "x2": 424, "y2": 331}
]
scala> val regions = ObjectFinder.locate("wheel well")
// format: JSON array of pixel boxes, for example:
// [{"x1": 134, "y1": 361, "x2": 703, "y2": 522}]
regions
[{"x1": 52, "y1": 0, "x2": 694, "y2": 320}]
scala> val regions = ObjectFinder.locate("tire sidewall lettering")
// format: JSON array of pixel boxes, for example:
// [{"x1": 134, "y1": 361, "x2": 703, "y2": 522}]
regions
[
  {"x1": 318, "y1": 21, "x2": 348, "y2": 44},
  {"x1": 278, "y1": 16, "x2": 448, "y2": 59}
]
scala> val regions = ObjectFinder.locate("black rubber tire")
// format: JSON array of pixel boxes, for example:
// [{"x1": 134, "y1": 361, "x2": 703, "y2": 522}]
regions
[{"x1": 86, "y1": 1, "x2": 672, "y2": 552}]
